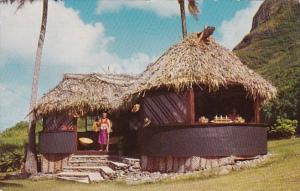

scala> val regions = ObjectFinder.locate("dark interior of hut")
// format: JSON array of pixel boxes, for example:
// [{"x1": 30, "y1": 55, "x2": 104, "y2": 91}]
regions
[
  {"x1": 76, "y1": 112, "x2": 138, "y2": 156},
  {"x1": 194, "y1": 86, "x2": 255, "y2": 123}
]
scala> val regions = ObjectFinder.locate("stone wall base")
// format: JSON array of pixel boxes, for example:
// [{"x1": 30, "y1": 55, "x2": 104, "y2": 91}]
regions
[
  {"x1": 41, "y1": 154, "x2": 70, "y2": 173},
  {"x1": 141, "y1": 155, "x2": 242, "y2": 173}
]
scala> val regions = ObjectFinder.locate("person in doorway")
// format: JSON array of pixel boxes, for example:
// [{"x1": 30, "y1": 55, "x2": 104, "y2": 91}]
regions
[
  {"x1": 93, "y1": 116, "x2": 100, "y2": 132},
  {"x1": 98, "y1": 112, "x2": 111, "y2": 152},
  {"x1": 228, "y1": 108, "x2": 240, "y2": 121}
]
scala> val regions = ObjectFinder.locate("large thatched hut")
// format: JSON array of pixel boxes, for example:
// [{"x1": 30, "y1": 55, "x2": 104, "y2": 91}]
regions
[
  {"x1": 127, "y1": 31, "x2": 276, "y2": 172},
  {"x1": 36, "y1": 29, "x2": 276, "y2": 174}
]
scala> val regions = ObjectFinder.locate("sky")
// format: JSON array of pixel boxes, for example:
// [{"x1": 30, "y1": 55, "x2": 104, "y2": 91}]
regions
[{"x1": 0, "y1": 0, "x2": 263, "y2": 131}]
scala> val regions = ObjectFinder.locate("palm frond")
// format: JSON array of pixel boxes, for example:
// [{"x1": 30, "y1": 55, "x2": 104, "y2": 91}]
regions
[
  {"x1": 0, "y1": 0, "x2": 35, "y2": 9},
  {"x1": 0, "y1": 0, "x2": 18, "y2": 3},
  {"x1": 188, "y1": 0, "x2": 200, "y2": 20},
  {"x1": 0, "y1": 0, "x2": 58, "y2": 9}
]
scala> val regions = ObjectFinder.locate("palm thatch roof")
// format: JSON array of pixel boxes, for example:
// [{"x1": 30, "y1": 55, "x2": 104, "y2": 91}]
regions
[
  {"x1": 35, "y1": 30, "x2": 276, "y2": 118},
  {"x1": 130, "y1": 33, "x2": 277, "y2": 101},
  {"x1": 34, "y1": 73, "x2": 137, "y2": 117}
]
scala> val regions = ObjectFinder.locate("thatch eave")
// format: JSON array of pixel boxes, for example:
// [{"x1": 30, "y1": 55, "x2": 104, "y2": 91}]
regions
[
  {"x1": 128, "y1": 33, "x2": 277, "y2": 101},
  {"x1": 34, "y1": 73, "x2": 137, "y2": 118}
]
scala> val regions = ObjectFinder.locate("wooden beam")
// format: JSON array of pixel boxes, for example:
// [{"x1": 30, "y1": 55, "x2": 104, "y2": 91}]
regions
[
  {"x1": 85, "y1": 117, "x2": 88, "y2": 132},
  {"x1": 186, "y1": 88, "x2": 195, "y2": 123},
  {"x1": 254, "y1": 97, "x2": 261, "y2": 123},
  {"x1": 197, "y1": 26, "x2": 215, "y2": 43}
]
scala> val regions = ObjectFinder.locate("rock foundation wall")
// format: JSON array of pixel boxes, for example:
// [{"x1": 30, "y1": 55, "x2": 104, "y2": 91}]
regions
[{"x1": 141, "y1": 155, "x2": 239, "y2": 173}]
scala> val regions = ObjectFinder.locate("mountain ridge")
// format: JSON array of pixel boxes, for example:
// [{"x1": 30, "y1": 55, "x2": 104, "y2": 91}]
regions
[{"x1": 234, "y1": 0, "x2": 300, "y2": 122}]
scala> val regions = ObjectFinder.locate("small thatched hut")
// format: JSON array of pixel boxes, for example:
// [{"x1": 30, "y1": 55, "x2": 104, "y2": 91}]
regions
[
  {"x1": 35, "y1": 73, "x2": 136, "y2": 118},
  {"x1": 35, "y1": 73, "x2": 137, "y2": 173},
  {"x1": 127, "y1": 31, "x2": 276, "y2": 172}
]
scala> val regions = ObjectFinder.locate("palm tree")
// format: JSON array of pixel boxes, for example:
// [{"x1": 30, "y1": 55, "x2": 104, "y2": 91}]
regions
[
  {"x1": 26, "y1": 0, "x2": 48, "y2": 174},
  {"x1": 177, "y1": 0, "x2": 199, "y2": 123},
  {"x1": 1, "y1": 0, "x2": 49, "y2": 174},
  {"x1": 178, "y1": 0, "x2": 200, "y2": 38}
]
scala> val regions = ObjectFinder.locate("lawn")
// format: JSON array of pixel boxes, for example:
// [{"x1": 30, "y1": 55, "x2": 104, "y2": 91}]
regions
[{"x1": 0, "y1": 137, "x2": 299, "y2": 191}]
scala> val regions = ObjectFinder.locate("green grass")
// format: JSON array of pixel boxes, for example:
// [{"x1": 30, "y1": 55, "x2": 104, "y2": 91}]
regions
[
  {"x1": 1, "y1": 137, "x2": 299, "y2": 191},
  {"x1": 0, "y1": 121, "x2": 43, "y2": 172}
]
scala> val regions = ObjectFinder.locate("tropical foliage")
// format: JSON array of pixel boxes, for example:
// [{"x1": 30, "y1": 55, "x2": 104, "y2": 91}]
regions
[
  {"x1": 268, "y1": 117, "x2": 298, "y2": 139},
  {"x1": 0, "y1": 122, "x2": 42, "y2": 172}
]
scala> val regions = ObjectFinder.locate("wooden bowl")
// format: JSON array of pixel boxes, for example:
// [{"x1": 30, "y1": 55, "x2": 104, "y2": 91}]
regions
[{"x1": 79, "y1": 137, "x2": 93, "y2": 146}]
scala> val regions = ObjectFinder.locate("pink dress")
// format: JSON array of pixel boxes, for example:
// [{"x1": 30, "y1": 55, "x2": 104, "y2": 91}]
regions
[{"x1": 98, "y1": 118, "x2": 109, "y2": 145}]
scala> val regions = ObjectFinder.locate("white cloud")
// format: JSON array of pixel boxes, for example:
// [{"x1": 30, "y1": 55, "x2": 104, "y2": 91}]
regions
[
  {"x1": 96, "y1": 0, "x2": 204, "y2": 18},
  {"x1": 0, "y1": 83, "x2": 29, "y2": 130},
  {"x1": 0, "y1": 84, "x2": 6, "y2": 91},
  {"x1": 219, "y1": 1, "x2": 262, "y2": 50},
  {"x1": 0, "y1": 1, "x2": 153, "y2": 73},
  {"x1": 96, "y1": 0, "x2": 179, "y2": 17},
  {"x1": 0, "y1": 1, "x2": 154, "y2": 129}
]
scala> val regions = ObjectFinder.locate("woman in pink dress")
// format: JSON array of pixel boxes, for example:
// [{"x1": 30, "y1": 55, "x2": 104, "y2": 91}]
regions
[{"x1": 98, "y1": 112, "x2": 111, "y2": 151}]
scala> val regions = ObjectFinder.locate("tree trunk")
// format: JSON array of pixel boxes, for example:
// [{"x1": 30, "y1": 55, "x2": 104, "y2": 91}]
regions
[
  {"x1": 178, "y1": 0, "x2": 187, "y2": 38},
  {"x1": 24, "y1": 0, "x2": 48, "y2": 174}
]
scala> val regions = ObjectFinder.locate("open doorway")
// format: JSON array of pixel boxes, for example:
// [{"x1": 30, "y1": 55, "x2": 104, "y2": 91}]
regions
[
  {"x1": 76, "y1": 116, "x2": 101, "y2": 151},
  {"x1": 194, "y1": 86, "x2": 255, "y2": 123},
  {"x1": 75, "y1": 112, "x2": 138, "y2": 156}
]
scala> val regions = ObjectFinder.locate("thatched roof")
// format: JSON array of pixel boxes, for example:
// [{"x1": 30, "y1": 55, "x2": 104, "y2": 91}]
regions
[
  {"x1": 35, "y1": 30, "x2": 277, "y2": 118},
  {"x1": 34, "y1": 73, "x2": 137, "y2": 117},
  {"x1": 130, "y1": 33, "x2": 277, "y2": 101}
]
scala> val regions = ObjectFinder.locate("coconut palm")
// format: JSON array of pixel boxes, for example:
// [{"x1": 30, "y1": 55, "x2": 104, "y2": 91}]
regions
[
  {"x1": 178, "y1": 0, "x2": 200, "y2": 38},
  {"x1": 1, "y1": 0, "x2": 49, "y2": 174}
]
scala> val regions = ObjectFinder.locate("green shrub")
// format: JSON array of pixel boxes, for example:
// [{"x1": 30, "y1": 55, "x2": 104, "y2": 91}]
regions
[
  {"x1": 268, "y1": 117, "x2": 298, "y2": 139},
  {"x1": 0, "y1": 142, "x2": 24, "y2": 172},
  {"x1": 0, "y1": 120, "x2": 44, "y2": 173}
]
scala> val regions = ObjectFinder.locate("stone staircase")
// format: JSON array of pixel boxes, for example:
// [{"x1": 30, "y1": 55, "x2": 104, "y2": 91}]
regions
[{"x1": 57, "y1": 155, "x2": 140, "y2": 183}]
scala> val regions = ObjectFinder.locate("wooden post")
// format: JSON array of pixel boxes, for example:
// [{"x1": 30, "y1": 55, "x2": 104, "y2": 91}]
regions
[
  {"x1": 254, "y1": 97, "x2": 261, "y2": 123},
  {"x1": 85, "y1": 116, "x2": 88, "y2": 132},
  {"x1": 186, "y1": 88, "x2": 195, "y2": 123}
]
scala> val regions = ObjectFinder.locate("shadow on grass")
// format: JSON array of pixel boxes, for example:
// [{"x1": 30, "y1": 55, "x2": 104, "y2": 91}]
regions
[{"x1": 0, "y1": 181, "x2": 23, "y2": 188}]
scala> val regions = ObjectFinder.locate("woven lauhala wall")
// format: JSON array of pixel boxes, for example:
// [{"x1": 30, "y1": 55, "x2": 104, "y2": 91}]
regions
[
  {"x1": 142, "y1": 92, "x2": 187, "y2": 125},
  {"x1": 43, "y1": 114, "x2": 76, "y2": 131}
]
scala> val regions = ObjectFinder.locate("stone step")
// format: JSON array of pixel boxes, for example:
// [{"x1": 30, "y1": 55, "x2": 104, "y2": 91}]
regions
[
  {"x1": 71, "y1": 154, "x2": 119, "y2": 159},
  {"x1": 109, "y1": 161, "x2": 128, "y2": 170},
  {"x1": 121, "y1": 157, "x2": 140, "y2": 165},
  {"x1": 69, "y1": 155, "x2": 118, "y2": 163},
  {"x1": 62, "y1": 165, "x2": 116, "y2": 176},
  {"x1": 69, "y1": 157, "x2": 109, "y2": 161},
  {"x1": 57, "y1": 171, "x2": 104, "y2": 182},
  {"x1": 70, "y1": 156, "x2": 109, "y2": 161},
  {"x1": 58, "y1": 176, "x2": 90, "y2": 184},
  {"x1": 68, "y1": 161, "x2": 108, "y2": 167},
  {"x1": 71, "y1": 154, "x2": 110, "y2": 158},
  {"x1": 99, "y1": 166, "x2": 115, "y2": 175},
  {"x1": 63, "y1": 166, "x2": 103, "y2": 172}
]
